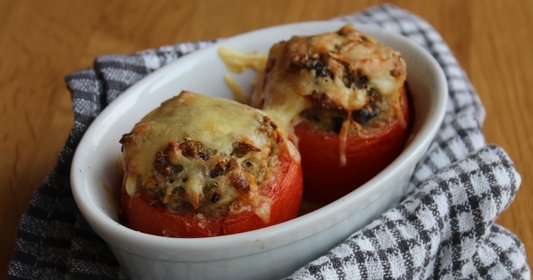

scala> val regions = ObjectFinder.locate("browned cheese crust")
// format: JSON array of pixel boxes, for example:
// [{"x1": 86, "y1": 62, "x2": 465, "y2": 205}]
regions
[
  {"x1": 120, "y1": 91, "x2": 292, "y2": 222},
  {"x1": 252, "y1": 24, "x2": 407, "y2": 137}
]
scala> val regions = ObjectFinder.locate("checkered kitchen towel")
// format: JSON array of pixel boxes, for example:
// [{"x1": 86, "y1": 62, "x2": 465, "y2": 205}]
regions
[{"x1": 8, "y1": 4, "x2": 530, "y2": 280}]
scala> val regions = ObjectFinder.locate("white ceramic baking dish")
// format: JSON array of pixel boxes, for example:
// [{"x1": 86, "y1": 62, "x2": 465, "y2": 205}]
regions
[{"x1": 71, "y1": 21, "x2": 447, "y2": 280}]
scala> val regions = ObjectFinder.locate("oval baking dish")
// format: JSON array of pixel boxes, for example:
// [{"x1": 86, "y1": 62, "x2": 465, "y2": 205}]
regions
[{"x1": 71, "y1": 21, "x2": 447, "y2": 280}]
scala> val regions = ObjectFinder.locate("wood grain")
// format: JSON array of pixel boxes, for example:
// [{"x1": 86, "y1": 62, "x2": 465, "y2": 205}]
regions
[{"x1": 1, "y1": 0, "x2": 531, "y2": 278}]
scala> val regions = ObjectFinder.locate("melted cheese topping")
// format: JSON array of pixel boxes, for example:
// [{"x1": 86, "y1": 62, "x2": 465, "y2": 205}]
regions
[
  {"x1": 250, "y1": 24, "x2": 407, "y2": 165},
  {"x1": 251, "y1": 24, "x2": 406, "y2": 129},
  {"x1": 120, "y1": 91, "x2": 289, "y2": 223},
  {"x1": 218, "y1": 47, "x2": 268, "y2": 73}
]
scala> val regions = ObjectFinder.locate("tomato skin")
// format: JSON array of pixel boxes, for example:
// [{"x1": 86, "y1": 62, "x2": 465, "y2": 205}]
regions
[
  {"x1": 122, "y1": 146, "x2": 303, "y2": 238},
  {"x1": 294, "y1": 89, "x2": 411, "y2": 204},
  {"x1": 122, "y1": 188, "x2": 221, "y2": 237}
]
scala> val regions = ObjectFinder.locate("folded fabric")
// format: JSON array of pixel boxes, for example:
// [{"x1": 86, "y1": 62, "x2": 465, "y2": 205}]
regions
[{"x1": 8, "y1": 4, "x2": 530, "y2": 280}]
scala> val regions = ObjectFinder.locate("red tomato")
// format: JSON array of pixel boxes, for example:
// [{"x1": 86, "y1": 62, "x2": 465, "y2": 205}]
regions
[
  {"x1": 294, "y1": 87, "x2": 411, "y2": 204},
  {"x1": 122, "y1": 144, "x2": 303, "y2": 238}
]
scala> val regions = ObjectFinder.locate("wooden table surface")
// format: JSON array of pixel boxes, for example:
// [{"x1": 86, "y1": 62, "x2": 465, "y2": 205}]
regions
[{"x1": 1, "y1": 0, "x2": 532, "y2": 278}]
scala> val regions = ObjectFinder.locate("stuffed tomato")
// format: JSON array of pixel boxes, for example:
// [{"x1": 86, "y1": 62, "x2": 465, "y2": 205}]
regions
[
  {"x1": 251, "y1": 24, "x2": 411, "y2": 204},
  {"x1": 120, "y1": 91, "x2": 303, "y2": 237}
]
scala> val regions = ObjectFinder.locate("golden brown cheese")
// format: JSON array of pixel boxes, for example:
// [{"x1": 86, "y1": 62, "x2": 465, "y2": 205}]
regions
[
  {"x1": 120, "y1": 91, "x2": 295, "y2": 223},
  {"x1": 250, "y1": 24, "x2": 407, "y2": 165},
  {"x1": 251, "y1": 24, "x2": 407, "y2": 133},
  {"x1": 218, "y1": 47, "x2": 268, "y2": 104},
  {"x1": 218, "y1": 47, "x2": 268, "y2": 73}
]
